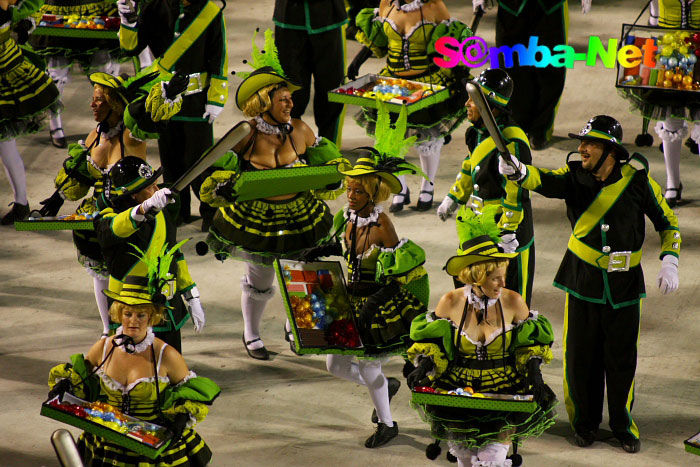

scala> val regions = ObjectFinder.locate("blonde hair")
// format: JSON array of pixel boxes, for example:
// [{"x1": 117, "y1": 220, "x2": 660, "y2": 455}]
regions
[
  {"x1": 242, "y1": 83, "x2": 288, "y2": 118},
  {"x1": 109, "y1": 301, "x2": 165, "y2": 326},
  {"x1": 349, "y1": 174, "x2": 392, "y2": 204},
  {"x1": 457, "y1": 259, "x2": 510, "y2": 286},
  {"x1": 94, "y1": 83, "x2": 126, "y2": 116}
]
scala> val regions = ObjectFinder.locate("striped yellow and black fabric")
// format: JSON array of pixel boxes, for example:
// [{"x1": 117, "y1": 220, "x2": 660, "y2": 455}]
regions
[
  {"x1": 77, "y1": 377, "x2": 212, "y2": 466},
  {"x1": 208, "y1": 191, "x2": 333, "y2": 260},
  {"x1": 0, "y1": 34, "x2": 58, "y2": 135}
]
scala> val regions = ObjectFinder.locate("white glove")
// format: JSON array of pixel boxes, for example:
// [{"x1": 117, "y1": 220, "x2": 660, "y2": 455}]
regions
[
  {"x1": 498, "y1": 232, "x2": 519, "y2": 253},
  {"x1": 437, "y1": 196, "x2": 457, "y2": 221},
  {"x1": 498, "y1": 153, "x2": 527, "y2": 182},
  {"x1": 202, "y1": 104, "x2": 223, "y2": 124},
  {"x1": 657, "y1": 255, "x2": 679, "y2": 295},
  {"x1": 472, "y1": 0, "x2": 485, "y2": 13},
  {"x1": 139, "y1": 188, "x2": 175, "y2": 216},
  {"x1": 581, "y1": 0, "x2": 591, "y2": 14},
  {"x1": 117, "y1": 0, "x2": 137, "y2": 26},
  {"x1": 186, "y1": 297, "x2": 205, "y2": 332}
]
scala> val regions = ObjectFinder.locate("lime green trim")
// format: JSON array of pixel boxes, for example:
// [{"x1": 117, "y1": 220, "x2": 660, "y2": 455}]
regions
[
  {"x1": 553, "y1": 282, "x2": 606, "y2": 304},
  {"x1": 159, "y1": 1, "x2": 220, "y2": 72},
  {"x1": 480, "y1": 83, "x2": 509, "y2": 106},
  {"x1": 562, "y1": 293, "x2": 578, "y2": 430},
  {"x1": 172, "y1": 116, "x2": 207, "y2": 122}
]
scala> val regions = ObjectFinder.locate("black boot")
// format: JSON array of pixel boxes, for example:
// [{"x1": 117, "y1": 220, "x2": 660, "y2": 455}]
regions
[
  {"x1": 1, "y1": 202, "x2": 29, "y2": 225},
  {"x1": 364, "y1": 422, "x2": 398, "y2": 448}
]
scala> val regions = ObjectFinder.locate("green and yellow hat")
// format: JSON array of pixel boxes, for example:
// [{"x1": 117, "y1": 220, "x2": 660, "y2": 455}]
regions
[
  {"x1": 235, "y1": 66, "x2": 300, "y2": 110},
  {"x1": 567, "y1": 115, "x2": 629, "y2": 161},
  {"x1": 89, "y1": 72, "x2": 129, "y2": 105},
  {"x1": 89, "y1": 70, "x2": 161, "y2": 107},
  {"x1": 102, "y1": 275, "x2": 174, "y2": 309},
  {"x1": 473, "y1": 68, "x2": 513, "y2": 109},
  {"x1": 340, "y1": 156, "x2": 404, "y2": 194},
  {"x1": 444, "y1": 235, "x2": 517, "y2": 276},
  {"x1": 107, "y1": 156, "x2": 163, "y2": 200}
]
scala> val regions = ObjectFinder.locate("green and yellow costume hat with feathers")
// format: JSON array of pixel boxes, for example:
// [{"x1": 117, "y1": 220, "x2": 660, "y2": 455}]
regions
[
  {"x1": 445, "y1": 205, "x2": 517, "y2": 276},
  {"x1": 235, "y1": 29, "x2": 301, "y2": 110},
  {"x1": 102, "y1": 239, "x2": 189, "y2": 309},
  {"x1": 341, "y1": 102, "x2": 426, "y2": 193},
  {"x1": 89, "y1": 71, "x2": 161, "y2": 106}
]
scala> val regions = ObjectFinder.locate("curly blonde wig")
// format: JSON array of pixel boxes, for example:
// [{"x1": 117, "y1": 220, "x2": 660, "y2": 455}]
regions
[
  {"x1": 242, "y1": 83, "x2": 288, "y2": 118},
  {"x1": 458, "y1": 259, "x2": 510, "y2": 286},
  {"x1": 109, "y1": 301, "x2": 165, "y2": 326},
  {"x1": 94, "y1": 84, "x2": 126, "y2": 116},
  {"x1": 349, "y1": 174, "x2": 392, "y2": 204}
]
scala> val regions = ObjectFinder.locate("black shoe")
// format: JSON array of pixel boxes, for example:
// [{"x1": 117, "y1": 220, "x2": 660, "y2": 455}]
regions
[
  {"x1": 615, "y1": 433, "x2": 641, "y2": 453},
  {"x1": 685, "y1": 137, "x2": 699, "y2": 155},
  {"x1": 371, "y1": 377, "x2": 400, "y2": 423},
  {"x1": 50, "y1": 128, "x2": 67, "y2": 148},
  {"x1": 1, "y1": 202, "x2": 29, "y2": 225},
  {"x1": 364, "y1": 422, "x2": 398, "y2": 448},
  {"x1": 664, "y1": 184, "x2": 682, "y2": 208},
  {"x1": 573, "y1": 430, "x2": 596, "y2": 447},
  {"x1": 389, "y1": 189, "x2": 410, "y2": 213},
  {"x1": 414, "y1": 190, "x2": 434, "y2": 211},
  {"x1": 284, "y1": 325, "x2": 298, "y2": 354},
  {"x1": 530, "y1": 134, "x2": 552, "y2": 151},
  {"x1": 242, "y1": 334, "x2": 269, "y2": 360}
]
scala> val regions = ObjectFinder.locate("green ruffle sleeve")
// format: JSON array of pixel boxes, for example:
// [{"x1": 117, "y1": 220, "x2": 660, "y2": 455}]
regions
[
  {"x1": 509, "y1": 313, "x2": 555, "y2": 374},
  {"x1": 407, "y1": 312, "x2": 455, "y2": 378},
  {"x1": 161, "y1": 373, "x2": 221, "y2": 425},
  {"x1": 426, "y1": 19, "x2": 472, "y2": 57},
  {"x1": 55, "y1": 143, "x2": 94, "y2": 201},
  {"x1": 375, "y1": 239, "x2": 426, "y2": 282},
  {"x1": 355, "y1": 8, "x2": 388, "y2": 58},
  {"x1": 212, "y1": 150, "x2": 240, "y2": 171},
  {"x1": 200, "y1": 170, "x2": 238, "y2": 207},
  {"x1": 48, "y1": 353, "x2": 101, "y2": 402},
  {"x1": 306, "y1": 137, "x2": 350, "y2": 200},
  {"x1": 12, "y1": 0, "x2": 43, "y2": 22}
]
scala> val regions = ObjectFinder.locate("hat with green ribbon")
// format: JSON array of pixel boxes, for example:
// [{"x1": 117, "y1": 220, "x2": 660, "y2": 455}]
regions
[
  {"x1": 102, "y1": 239, "x2": 189, "y2": 309},
  {"x1": 107, "y1": 156, "x2": 163, "y2": 200},
  {"x1": 340, "y1": 102, "x2": 425, "y2": 193},
  {"x1": 567, "y1": 115, "x2": 629, "y2": 161},
  {"x1": 234, "y1": 29, "x2": 301, "y2": 110},
  {"x1": 444, "y1": 205, "x2": 517, "y2": 276}
]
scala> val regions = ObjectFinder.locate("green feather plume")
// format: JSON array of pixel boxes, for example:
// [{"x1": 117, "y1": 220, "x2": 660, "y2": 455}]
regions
[
  {"x1": 129, "y1": 239, "x2": 190, "y2": 297},
  {"x1": 374, "y1": 101, "x2": 417, "y2": 159},
  {"x1": 456, "y1": 204, "x2": 502, "y2": 246},
  {"x1": 237, "y1": 28, "x2": 286, "y2": 80}
]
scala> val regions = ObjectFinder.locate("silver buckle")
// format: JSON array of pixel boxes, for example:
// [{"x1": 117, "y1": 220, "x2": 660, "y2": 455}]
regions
[
  {"x1": 184, "y1": 72, "x2": 203, "y2": 96},
  {"x1": 607, "y1": 251, "x2": 632, "y2": 272},
  {"x1": 467, "y1": 195, "x2": 484, "y2": 215}
]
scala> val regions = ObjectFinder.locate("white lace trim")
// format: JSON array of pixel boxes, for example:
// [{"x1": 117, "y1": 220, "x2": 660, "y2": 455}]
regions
[
  {"x1": 99, "y1": 121, "x2": 124, "y2": 142},
  {"x1": 654, "y1": 120, "x2": 688, "y2": 142},
  {"x1": 115, "y1": 326, "x2": 155, "y2": 354},
  {"x1": 312, "y1": 136, "x2": 322, "y2": 147},
  {"x1": 86, "y1": 155, "x2": 113, "y2": 175},
  {"x1": 463, "y1": 284, "x2": 498, "y2": 310},
  {"x1": 391, "y1": 0, "x2": 425, "y2": 13},
  {"x1": 254, "y1": 115, "x2": 291, "y2": 135},
  {"x1": 345, "y1": 204, "x2": 383, "y2": 227},
  {"x1": 379, "y1": 237, "x2": 409, "y2": 253},
  {"x1": 174, "y1": 370, "x2": 197, "y2": 387}
]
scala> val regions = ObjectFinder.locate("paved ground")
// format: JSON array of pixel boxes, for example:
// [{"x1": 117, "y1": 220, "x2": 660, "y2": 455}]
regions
[{"x1": 2, "y1": 0, "x2": 700, "y2": 466}]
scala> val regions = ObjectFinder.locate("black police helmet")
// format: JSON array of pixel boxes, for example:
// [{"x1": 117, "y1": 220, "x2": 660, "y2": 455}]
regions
[
  {"x1": 568, "y1": 115, "x2": 629, "y2": 161},
  {"x1": 473, "y1": 68, "x2": 514, "y2": 109}
]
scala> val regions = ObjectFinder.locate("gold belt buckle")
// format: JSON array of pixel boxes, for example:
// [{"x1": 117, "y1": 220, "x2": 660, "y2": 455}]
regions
[
  {"x1": 607, "y1": 251, "x2": 632, "y2": 272},
  {"x1": 184, "y1": 72, "x2": 203, "y2": 96},
  {"x1": 467, "y1": 195, "x2": 484, "y2": 215}
]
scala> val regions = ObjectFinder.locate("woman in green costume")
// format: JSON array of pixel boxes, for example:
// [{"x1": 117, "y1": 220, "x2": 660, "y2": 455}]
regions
[
  {"x1": 47, "y1": 268, "x2": 220, "y2": 466},
  {"x1": 406, "y1": 206, "x2": 556, "y2": 466},
  {"x1": 348, "y1": 0, "x2": 471, "y2": 212}
]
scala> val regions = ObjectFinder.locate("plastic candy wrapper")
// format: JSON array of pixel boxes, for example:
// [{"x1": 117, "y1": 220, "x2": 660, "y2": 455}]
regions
[
  {"x1": 275, "y1": 259, "x2": 364, "y2": 355},
  {"x1": 41, "y1": 393, "x2": 171, "y2": 459}
]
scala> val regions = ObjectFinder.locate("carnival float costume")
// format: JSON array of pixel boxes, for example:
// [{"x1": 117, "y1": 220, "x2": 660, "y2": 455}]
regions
[
  {"x1": 47, "y1": 248, "x2": 219, "y2": 466},
  {"x1": 407, "y1": 206, "x2": 556, "y2": 466},
  {"x1": 200, "y1": 29, "x2": 347, "y2": 360},
  {"x1": 619, "y1": 0, "x2": 700, "y2": 207},
  {"x1": 41, "y1": 72, "x2": 183, "y2": 336},
  {"x1": 323, "y1": 102, "x2": 430, "y2": 448},
  {"x1": 350, "y1": 0, "x2": 471, "y2": 212},
  {"x1": 0, "y1": 0, "x2": 60, "y2": 224},
  {"x1": 438, "y1": 69, "x2": 535, "y2": 307}
]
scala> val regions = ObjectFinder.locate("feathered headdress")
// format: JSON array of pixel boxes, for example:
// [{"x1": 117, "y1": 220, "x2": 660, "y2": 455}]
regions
[
  {"x1": 234, "y1": 28, "x2": 301, "y2": 110},
  {"x1": 445, "y1": 205, "x2": 517, "y2": 276},
  {"x1": 341, "y1": 102, "x2": 426, "y2": 193}
]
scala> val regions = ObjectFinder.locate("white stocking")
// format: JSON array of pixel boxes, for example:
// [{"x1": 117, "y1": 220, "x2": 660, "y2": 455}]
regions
[
  {"x1": 474, "y1": 443, "x2": 511, "y2": 467},
  {"x1": 47, "y1": 57, "x2": 70, "y2": 135},
  {"x1": 241, "y1": 263, "x2": 276, "y2": 350},
  {"x1": 415, "y1": 137, "x2": 443, "y2": 201},
  {"x1": 326, "y1": 357, "x2": 394, "y2": 426},
  {"x1": 391, "y1": 174, "x2": 408, "y2": 205},
  {"x1": 655, "y1": 117, "x2": 687, "y2": 194},
  {"x1": 448, "y1": 441, "x2": 475, "y2": 467},
  {"x1": 93, "y1": 276, "x2": 110, "y2": 334},
  {"x1": 91, "y1": 50, "x2": 120, "y2": 76},
  {"x1": 0, "y1": 139, "x2": 27, "y2": 204}
]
